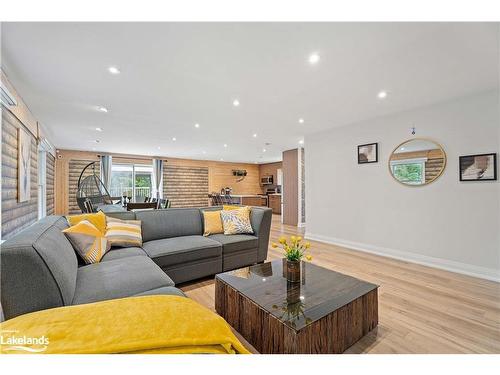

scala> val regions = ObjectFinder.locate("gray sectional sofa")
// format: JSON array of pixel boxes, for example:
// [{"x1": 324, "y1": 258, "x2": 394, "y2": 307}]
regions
[{"x1": 0, "y1": 206, "x2": 272, "y2": 320}]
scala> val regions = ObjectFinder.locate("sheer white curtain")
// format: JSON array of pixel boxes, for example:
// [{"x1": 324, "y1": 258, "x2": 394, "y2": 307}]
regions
[
  {"x1": 99, "y1": 155, "x2": 113, "y2": 192},
  {"x1": 152, "y1": 158, "x2": 164, "y2": 200}
]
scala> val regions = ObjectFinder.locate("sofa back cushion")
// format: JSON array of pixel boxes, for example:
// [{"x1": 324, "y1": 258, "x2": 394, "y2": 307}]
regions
[
  {"x1": 136, "y1": 208, "x2": 203, "y2": 242},
  {"x1": 0, "y1": 216, "x2": 78, "y2": 320}
]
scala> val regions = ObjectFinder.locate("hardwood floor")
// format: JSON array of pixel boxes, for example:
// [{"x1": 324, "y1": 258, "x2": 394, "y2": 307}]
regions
[{"x1": 181, "y1": 214, "x2": 500, "y2": 354}]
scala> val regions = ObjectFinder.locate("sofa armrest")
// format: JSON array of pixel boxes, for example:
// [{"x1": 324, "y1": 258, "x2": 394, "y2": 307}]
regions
[{"x1": 250, "y1": 207, "x2": 272, "y2": 262}]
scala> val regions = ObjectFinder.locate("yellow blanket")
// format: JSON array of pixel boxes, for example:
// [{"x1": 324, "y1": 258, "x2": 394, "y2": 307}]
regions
[{"x1": 0, "y1": 295, "x2": 249, "y2": 354}]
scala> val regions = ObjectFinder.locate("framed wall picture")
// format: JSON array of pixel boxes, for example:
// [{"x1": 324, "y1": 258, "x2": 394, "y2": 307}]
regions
[
  {"x1": 18, "y1": 128, "x2": 32, "y2": 202},
  {"x1": 358, "y1": 143, "x2": 378, "y2": 164},
  {"x1": 459, "y1": 153, "x2": 497, "y2": 181}
]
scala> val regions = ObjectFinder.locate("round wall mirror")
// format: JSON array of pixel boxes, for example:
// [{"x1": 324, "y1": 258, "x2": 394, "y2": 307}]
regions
[{"x1": 389, "y1": 138, "x2": 446, "y2": 186}]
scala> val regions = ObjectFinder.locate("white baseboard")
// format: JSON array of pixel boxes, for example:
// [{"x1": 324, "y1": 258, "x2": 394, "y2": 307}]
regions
[{"x1": 304, "y1": 232, "x2": 500, "y2": 282}]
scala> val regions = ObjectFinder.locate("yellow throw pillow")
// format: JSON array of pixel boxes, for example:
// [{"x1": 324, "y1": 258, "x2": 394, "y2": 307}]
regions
[
  {"x1": 66, "y1": 211, "x2": 107, "y2": 234},
  {"x1": 202, "y1": 211, "x2": 224, "y2": 236},
  {"x1": 63, "y1": 220, "x2": 110, "y2": 264},
  {"x1": 105, "y1": 216, "x2": 143, "y2": 248},
  {"x1": 220, "y1": 207, "x2": 254, "y2": 235},
  {"x1": 222, "y1": 205, "x2": 242, "y2": 211}
]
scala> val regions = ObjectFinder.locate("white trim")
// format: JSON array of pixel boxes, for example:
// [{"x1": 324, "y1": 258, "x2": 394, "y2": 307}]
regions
[
  {"x1": 38, "y1": 137, "x2": 56, "y2": 157},
  {"x1": 0, "y1": 83, "x2": 18, "y2": 106},
  {"x1": 304, "y1": 232, "x2": 500, "y2": 282}
]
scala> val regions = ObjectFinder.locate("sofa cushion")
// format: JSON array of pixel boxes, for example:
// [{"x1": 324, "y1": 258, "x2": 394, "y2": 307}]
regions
[
  {"x1": 134, "y1": 286, "x2": 186, "y2": 298},
  {"x1": 72, "y1": 256, "x2": 174, "y2": 305},
  {"x1": 208, "y1": 234, "x2": 259, "y2": 254},
  {"x1": 142, "y1": 235, "x2": 222, "y2": 267},
  {"x1": 135, "y1": 208, "x2": 203, "y2": 242},
  {"x1": 101, "y1": 247, "x2": 147, "y2": 262}
]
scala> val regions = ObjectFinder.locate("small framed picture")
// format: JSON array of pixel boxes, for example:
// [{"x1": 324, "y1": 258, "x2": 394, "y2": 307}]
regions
[
  {"x1": 358, "y1": 143, "x2": 378, "y2": 164},
  {"x1": 459, "y1": 153, "x2": 497, "y2": 181}
]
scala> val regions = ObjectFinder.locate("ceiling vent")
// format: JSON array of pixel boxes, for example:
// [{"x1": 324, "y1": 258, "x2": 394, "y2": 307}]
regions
[{"x1": 0, "y1": 83, "x2": 18, "y2": 107}]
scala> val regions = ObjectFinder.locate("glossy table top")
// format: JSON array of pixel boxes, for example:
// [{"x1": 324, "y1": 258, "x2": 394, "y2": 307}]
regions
[{"x1": 216, "y1": 259, "x2": 378, "y2": 331}]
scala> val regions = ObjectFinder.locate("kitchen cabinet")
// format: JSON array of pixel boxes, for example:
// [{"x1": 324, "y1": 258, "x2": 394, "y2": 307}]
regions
[
  {"x1": 231, "y1": 195, "x2": 268, "y2": 207},
  {"x1": 268, "y1": 194, "x2": 281, "y2": 214}
]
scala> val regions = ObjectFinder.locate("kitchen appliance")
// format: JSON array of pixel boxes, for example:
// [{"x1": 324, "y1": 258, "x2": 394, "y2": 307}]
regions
[
  {"x1": 261, "y1": 175, "x2": 273, "y2": 185},
  {"x1": 265, "y1": 187, "x2": 277, "y2": 194}
]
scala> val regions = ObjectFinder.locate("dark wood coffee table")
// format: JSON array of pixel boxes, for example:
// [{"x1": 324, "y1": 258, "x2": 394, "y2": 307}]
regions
[{"x1": 215, "y1": 259, "x2": 378, "y2": 354}]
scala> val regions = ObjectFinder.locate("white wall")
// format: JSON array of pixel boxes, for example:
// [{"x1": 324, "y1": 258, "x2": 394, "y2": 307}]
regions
[{"x1": 305, "y1": 91, "x2": 500, "y2": 281}]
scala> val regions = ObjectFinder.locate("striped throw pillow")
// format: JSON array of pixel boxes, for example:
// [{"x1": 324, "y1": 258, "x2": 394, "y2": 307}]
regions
[
  {"x1": 63, "y1": 220, "x2": 110, "y2": 264},
  {"x1": 105, "y1": 216, "x2": 143, "y2": 248}
]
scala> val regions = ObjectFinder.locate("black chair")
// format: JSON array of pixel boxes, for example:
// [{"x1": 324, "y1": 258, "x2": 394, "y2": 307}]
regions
[
  {"x1": 83, "y1": 199, "x2": 94, "y2": 213},
  {"x1": 157, "y1": 198, "x2": 171, "y2": 209}
]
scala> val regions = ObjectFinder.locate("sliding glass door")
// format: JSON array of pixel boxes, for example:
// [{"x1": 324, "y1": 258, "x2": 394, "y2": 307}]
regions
[{"x1": 110, "y1": 163, "x2": 153, "y2": 202}]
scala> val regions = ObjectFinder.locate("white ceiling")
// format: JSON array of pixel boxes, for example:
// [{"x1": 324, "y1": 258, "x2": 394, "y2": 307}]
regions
[{"x1": 2, "y1": 22, "x2": 498, "y2": 163}]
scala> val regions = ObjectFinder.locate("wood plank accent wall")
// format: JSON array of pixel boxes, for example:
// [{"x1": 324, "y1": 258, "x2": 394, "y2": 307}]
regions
[
  {"x1": 1, "y1": 109, "x2": 38, "y2": 239},
  {"x1": 164, "y1": 165, "x2": 209, "y2": 207},
  {"x1": 425, "y1": 158, "x2": 445, "y2": 183},
  {"x1": 259, "y1": 161, "x2": 282, "y2": 192},
  {"x1": 55, "y1": 149, "x2": 262, "y2": 215},
  {"x1": 46, "y1": 153, "x2": 55, "y2": 216},
  {"x1": 282, "y1": 149, "x2": 299, "y2": 226},
  {"x1": 68, "y1": 160, "x2": 100, "y2": 214}
]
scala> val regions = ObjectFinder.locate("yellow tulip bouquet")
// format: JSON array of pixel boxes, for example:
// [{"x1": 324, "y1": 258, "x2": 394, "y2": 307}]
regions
[{"x1": 272, "y1": 236, "x2": 312, "y2": 262}]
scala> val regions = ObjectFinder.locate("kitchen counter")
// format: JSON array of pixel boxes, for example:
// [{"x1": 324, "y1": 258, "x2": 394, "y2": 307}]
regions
[
  {"x1": 231, "y1": 194, "x2": 267, "y2": 198},
  {"x1": 230, "y1": 194, "x2": 268, "y2": 207}
]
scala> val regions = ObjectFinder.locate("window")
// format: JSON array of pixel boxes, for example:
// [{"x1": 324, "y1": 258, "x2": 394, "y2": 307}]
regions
[
  {"x1": 390, "y1": 158, "x2": 426, "y2": 185},
  {"x1": 110, "y1": 164, "x2": 153, "y2": 202}
]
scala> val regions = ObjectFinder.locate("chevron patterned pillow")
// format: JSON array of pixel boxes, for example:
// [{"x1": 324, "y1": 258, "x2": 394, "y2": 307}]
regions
[{"x1": 63, "y1": 220, "x2": 110, "y2": 264}]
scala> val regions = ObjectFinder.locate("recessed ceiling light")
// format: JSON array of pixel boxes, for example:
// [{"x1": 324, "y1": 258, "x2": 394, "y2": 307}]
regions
[
  {"x1": 377, "y1": 91, "x2": 388, "y2": 99},
  {"x1": 95, "y1": 127, "x2": 103, "y2": 132},
  {"x1": 299, "y1": 140, "x2": 304, "y2": 145},
  {"x1": 172, "y1": 137, "x2": 177, "y2": 141},
  {"x1": 108, "y1": 66, "x2": 120, "y2": 75},
  {"x1": 253, "y1": 133, "x2": 257, "y2": 138},
  {"x1": 232, "y1": 99, "x2": 240, "y2": 107},
  {"x1": 223, "y1": 144, "x2": 228, "y2": 148},
  {"x1": 97, "y1": 106, "x2": 108, "y2": 113},
  {"x1": 194, "y1": 123, "x2": 200, "y2": 128},
  {"x1": 298, "y1": 118, "x2": 304, "y2": 124},
  {"x1": 262, "y1": 148, "x2": 267, "y2": 153},
  {"x1": 308, "y1": 53, "x2": 320, "y2": 65},
  {"x1": 157, "y1": 146, "x2": 161, "y2": 150}
]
